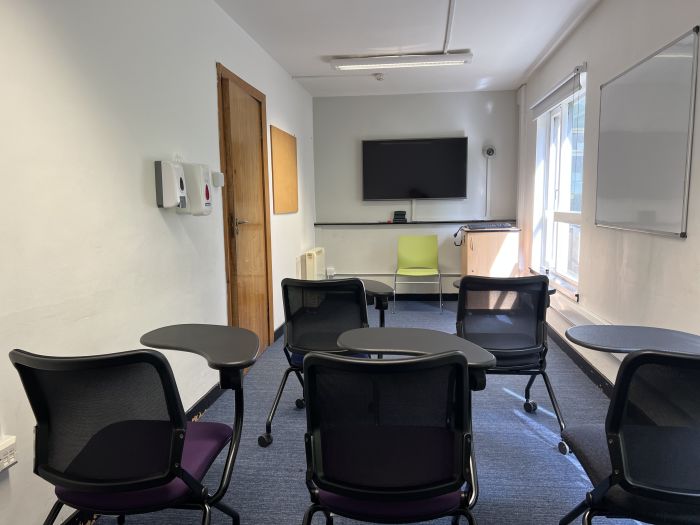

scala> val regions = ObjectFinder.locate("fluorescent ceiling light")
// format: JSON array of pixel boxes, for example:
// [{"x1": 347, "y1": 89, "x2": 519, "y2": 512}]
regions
[{"x1": 330, "y1": 52, "x2": 473, "y2": 71}]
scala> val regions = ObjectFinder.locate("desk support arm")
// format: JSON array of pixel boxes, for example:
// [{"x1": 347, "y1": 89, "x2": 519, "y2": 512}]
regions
[{"x1": 208, "y1": 381, "x2": 244, "y2": 506}]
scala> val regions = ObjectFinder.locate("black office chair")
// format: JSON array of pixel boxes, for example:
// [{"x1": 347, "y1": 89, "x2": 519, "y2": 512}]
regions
[
  {"x1": 258, "y1": 277, "x2": 369, "y2": 447},
  {"x1": 9, "y1": 349, "x2": 240, "y2": 525},
  {"x1": 560, "y1": 350, "x2": 700, "y2": 524},
  {"x1": 302, "y1": 351, "x2": 478, "y2": 525},
  {"x1": 456, "y1": 275, "x2": 567, "y2": 447}
]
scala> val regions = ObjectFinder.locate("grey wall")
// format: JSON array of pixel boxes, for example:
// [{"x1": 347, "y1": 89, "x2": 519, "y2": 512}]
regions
[{"x1": 313, "y1": 91, "x2": 519, "y2": 223}]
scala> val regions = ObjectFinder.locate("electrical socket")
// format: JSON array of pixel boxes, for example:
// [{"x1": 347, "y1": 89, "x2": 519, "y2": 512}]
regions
[
  {"x1": 326, "y1": 266, "x2": 336, "y2": 278},
  {"x1": 0, "y1": 435, "x2": 17, "y2": 472}
]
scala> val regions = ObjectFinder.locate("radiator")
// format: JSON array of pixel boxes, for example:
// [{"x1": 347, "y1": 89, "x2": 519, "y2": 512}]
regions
[{"x1": 297, "y1": 247, "x2": 326, "y2": 280}]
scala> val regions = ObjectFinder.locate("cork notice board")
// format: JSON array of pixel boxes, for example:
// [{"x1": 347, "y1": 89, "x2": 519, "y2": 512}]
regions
[{"x1": 270, "y1": 125, "x2": 298, "y2": 214}]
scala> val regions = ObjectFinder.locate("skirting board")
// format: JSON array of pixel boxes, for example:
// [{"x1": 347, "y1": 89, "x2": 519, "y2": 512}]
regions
[
  {"x1": 548, "y1": 326, "x2": 614, "y2": 398},
  {"x1": 395, "y1": 293, "x2": 457, "y2": 302},
  {"x1": 274, "y1": 323, "x2": 284, "y2": 342}
]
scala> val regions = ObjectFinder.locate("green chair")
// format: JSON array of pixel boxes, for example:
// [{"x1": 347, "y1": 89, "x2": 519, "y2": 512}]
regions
[{"x1": 393, "y1": 234, "x2": 442, "y2": 313}]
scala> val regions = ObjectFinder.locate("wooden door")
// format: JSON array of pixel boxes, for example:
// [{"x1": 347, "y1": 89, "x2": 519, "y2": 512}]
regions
[{"x1": 218, "y1": 64, "x2": 273, "y2": 347}]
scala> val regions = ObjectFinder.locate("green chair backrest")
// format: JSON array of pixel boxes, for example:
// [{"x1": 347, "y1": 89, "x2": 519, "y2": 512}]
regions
[{"x1": 397, "y1": 235, "x2": 439, "y2": 270}]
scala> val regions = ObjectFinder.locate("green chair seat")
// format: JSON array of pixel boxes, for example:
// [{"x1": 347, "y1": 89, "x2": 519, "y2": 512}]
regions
[
  {"x1": 396, "y1": 268, "x2": 440, "y2": 277},
  {"x1": 394, "y1": 235, "x2": 442, "y2": 313}
]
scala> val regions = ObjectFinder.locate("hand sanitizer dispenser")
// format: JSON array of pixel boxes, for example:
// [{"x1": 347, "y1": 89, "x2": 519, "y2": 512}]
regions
[
  {"x1": 155, "y1": 161, "x2": 187, "y2": 209},
  {"x1": 179, "y1": 163, "x2": 213, "y2": 216}
]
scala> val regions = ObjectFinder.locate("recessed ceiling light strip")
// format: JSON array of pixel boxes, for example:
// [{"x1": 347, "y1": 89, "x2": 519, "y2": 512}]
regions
[{"x1": 330, "y1": 52, "x2": 472, "y2": 71}]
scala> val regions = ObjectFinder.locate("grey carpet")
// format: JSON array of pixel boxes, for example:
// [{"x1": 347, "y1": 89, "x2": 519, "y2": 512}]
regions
[{"x1": 101, "y1": 302, "x2": 639, "y2": 524}]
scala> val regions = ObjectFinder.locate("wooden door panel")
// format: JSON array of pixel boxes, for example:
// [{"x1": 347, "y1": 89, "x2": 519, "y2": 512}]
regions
[{"x1": 222, "y1": 76, "x2": 270, "y2": 347}]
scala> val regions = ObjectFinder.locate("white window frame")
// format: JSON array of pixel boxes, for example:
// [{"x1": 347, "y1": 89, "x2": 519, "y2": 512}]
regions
[{"x1": 535, "y1": 93, "x2": 584, "y2": 291}]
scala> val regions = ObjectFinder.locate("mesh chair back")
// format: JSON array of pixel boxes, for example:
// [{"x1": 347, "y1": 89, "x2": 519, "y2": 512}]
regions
[
  {"x1": 282, "y1": 278, "x2": 368, "y2": 353},
  {"x1": 304, "y1": 352, "x2": 470, "y2": 500},
  {"x1": 456, "y1": 275, "x2": 548, "y2": 351},
  {"x1": 606, "y1": 350, "x2": 700, "y2": 502},
  {"x1": 9, "y1": 349, "x2": 187, "y2": 492},
  {"x1": 397, "y1": 235, "x2": 439, "y2": 270}
]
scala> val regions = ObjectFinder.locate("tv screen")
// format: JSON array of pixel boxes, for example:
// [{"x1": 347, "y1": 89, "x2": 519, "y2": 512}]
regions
[{"x1": 362, "y1": 137, "x2": 467, "y2": 200}]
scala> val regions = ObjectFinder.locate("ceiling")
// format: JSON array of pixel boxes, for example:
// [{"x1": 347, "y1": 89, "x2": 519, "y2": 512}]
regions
[{"x1": 214, "y1": 0, "x2": 599, "y2": 97}]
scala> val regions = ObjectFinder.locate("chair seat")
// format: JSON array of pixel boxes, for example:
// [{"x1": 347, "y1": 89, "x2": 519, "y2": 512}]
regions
[
  {"x1": 489, "y1": 347, "x2": 544, "y2": 369},
  {"x1": 561, "y1": 424, "x2": 610, "y2": 486},
  {"x1": 291, "y1": 332, "x2": 350, "y2": 354},
  {"x1": 56, "y1": 421, "x2": 232, "y2": 513},
  {"x1": 318, "y1": 489, "x2": 462, "y2": 522},
  {"x1": 396, "y1": 268, "x2": 439, "y2": 277},
  {"x1": 562, "y1": 424, "x2": 700, "y2": 524},
  {"x1": 460, "y1": 332, "x2": 538, "y2": 352},
  {"x1": 459, "y1": 332, "x2": 543, "y2": 369}
]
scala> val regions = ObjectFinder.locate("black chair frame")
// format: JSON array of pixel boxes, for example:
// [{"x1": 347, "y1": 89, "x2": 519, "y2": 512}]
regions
[
  {"x1": 456, "y1": 276, "x2": 567, "y2": 439},
  {"x1": 560, "y1": 350, "x2": 700, "y2": 525},
  {"x1": 10, "y1": 349, "x2": 244, "y2": 525},
  {"x1": 302, "y1": 352, "x2": 478, "y2": 525},
  {"x1": 258, "y1": 278, "x2": 369, "y2": 448}
]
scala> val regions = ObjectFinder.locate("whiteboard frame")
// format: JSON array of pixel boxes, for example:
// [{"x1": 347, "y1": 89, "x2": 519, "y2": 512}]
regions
[{"x1": 595, "y1": 26, "x2": 700, "y2": 238}]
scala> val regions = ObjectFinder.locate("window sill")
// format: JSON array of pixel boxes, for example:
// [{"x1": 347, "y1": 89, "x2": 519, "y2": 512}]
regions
[{"x1": 529, "y1": 267, "x2": 579, "y2": 302}]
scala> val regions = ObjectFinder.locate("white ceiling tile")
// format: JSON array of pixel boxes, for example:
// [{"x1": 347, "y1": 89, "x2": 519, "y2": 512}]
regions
[{"x1": 214, "y1": 0, "x2": 599, "y2": 96}]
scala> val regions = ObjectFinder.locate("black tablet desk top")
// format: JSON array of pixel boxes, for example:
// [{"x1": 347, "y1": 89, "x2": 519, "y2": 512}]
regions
[
  {"x1": 452, "y1": 278, "x2": 557, "y2": 296},
  {"x1": 338, "y1": 327, "x2": 496, "y2": 368},
  {"x1": 361, "y1": 279, "x2": 393, "y2": 327},
  {"x1": 141, "y1": 324, "x2": 260, "y2": 387},
  {"x1": 338, "y1": 327, "x2": 495, "y2": 391},
  {"x1": 566, "y1": 325, "x2": 700, "y2": 355}
]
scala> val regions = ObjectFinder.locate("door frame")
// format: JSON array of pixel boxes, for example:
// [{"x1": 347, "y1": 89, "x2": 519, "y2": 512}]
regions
[{"x1": 216, "y1": 62, "x2": 274, "y2": 345}]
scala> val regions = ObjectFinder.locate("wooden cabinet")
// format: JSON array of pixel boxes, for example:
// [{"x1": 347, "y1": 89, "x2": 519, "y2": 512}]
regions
[{"x1": 460, "y1": 230, "x2": 520, "y2": 277}]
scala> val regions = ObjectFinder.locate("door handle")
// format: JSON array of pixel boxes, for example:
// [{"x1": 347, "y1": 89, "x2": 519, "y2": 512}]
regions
[
  {"x1": 234, "y1": 218, "x2": 248, "y2": 235},
  {"x1": 230, "y1": 217, "x2": 249, "y2": 235}
]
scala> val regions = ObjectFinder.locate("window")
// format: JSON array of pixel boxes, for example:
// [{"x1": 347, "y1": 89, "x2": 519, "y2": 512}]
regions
[{"x1": 533, "y1": 73, "x2": 586, "y2": 290}]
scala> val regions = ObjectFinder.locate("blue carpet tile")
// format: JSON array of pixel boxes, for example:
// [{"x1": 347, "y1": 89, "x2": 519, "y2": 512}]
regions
[{"x1": 101, "y1": 302, "x2": 640, "y2": 524}]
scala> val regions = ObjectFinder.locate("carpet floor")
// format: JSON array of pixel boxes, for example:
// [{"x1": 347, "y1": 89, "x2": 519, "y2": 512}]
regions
[{"x1": 101, "y1": 302, "x2": 638, "y2": 524}]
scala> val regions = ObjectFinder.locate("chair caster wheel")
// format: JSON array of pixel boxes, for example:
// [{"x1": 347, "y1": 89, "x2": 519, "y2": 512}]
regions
[
  {"x1": 295, "y1": 398, "x2": 306, "y2": 409},
  {"x1": 558, "y1": 441, "x2": 571, "y2": 455},
  {"x1": 258, "y1": 433, "x2": 273, "y2": 447},
  {"x1": 524, "y1": 400, "x2": 538, "y2": 413}
]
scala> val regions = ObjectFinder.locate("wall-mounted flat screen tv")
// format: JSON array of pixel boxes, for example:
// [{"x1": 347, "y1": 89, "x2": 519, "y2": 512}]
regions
[{"x1": 362, "y1": 137, "x2": 467, "y2": 200}]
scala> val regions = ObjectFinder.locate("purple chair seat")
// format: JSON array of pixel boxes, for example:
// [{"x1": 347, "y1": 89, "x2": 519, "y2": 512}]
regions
[
  {"x1": 56, "y1": 421, "x2": 232, "y2": 513},
  {"x1": 318, "y1": 489, "x2": 462, "y2": 522}
]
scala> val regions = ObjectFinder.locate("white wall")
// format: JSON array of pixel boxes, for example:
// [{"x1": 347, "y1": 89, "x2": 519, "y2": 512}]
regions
[
  {"x1": 0, "y1": 1, "x2": 314, "y2": 522},
  {"x1": 521, "y1": 0, "x2": 700, "y2": 373},
  {"x1": 314, "y1": 92, "x2": 518, "y2": 287}
]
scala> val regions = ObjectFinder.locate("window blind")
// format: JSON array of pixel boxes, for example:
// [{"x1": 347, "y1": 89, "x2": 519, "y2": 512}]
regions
[{"x1": 530, "y1": 64, "x2": 586, "y2": 119}]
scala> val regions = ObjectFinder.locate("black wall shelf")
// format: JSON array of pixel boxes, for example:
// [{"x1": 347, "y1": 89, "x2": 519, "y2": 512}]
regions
[{"x1": 314, "y1": 219, "x2": 516, "y2": 226}]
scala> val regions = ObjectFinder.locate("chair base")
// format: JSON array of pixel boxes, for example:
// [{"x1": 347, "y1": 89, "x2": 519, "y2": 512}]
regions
[
  {"x1": 43, "y1": 500, "x2": 240, "y2": 525},
  {"x1": 303, "y1": 502, "x2": 476, "y2": 525},
  {"x1": 392, "y1": 273, "x2": 443, "y2": 314},
  {"x1": 487, "y1": 365, "x2": 567, "y2": 436},
  {"x1": 258, "y1": 347, "x2": 304, "y2": 447}
]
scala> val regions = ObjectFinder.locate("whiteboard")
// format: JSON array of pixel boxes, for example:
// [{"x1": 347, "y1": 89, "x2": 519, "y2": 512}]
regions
[{"x1": 596, "y1": 28, "x2": 699, "y2": 237}]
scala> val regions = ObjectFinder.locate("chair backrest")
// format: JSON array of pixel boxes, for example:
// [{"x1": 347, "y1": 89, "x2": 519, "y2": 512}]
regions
[
  {"x1": 282, "y1": 278, "x2": 369, "y2": 353},
  {"x1": 397, "y1": 235, "x2": 439, "y2": 270},
  {"x1": 303, "y1": 351, "x2": 471, "y2": 500},
  {"x1": 456, "y1": 275, "x2": 548, "y2": 351},
  {"x1": 9, "y1": 349, "x2": 187, "y2": 492},
  {"x1": 606, "y1": 350, "x2": 700, "y2": 503}
]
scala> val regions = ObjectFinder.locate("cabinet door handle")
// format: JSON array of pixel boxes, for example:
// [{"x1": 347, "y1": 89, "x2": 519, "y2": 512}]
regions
[{"x1": 470, "y1": 238, "x2": 473, "y2": 251}]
